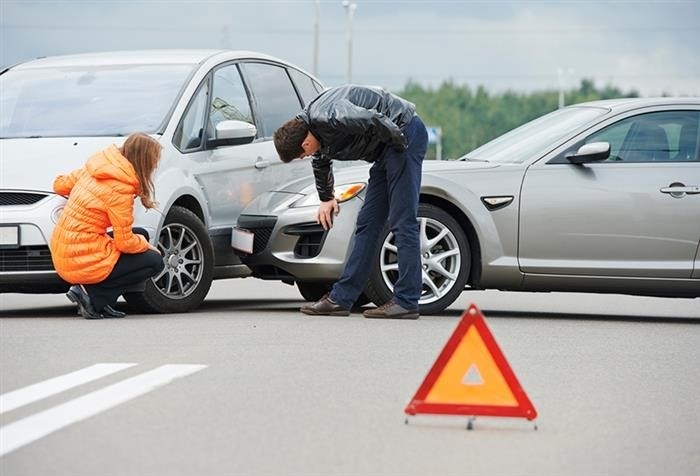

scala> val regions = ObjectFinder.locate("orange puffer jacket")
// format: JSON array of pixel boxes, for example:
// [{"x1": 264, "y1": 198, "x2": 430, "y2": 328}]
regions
[{"x1": 50, "y1": 145, "x2": 150, "y2": 284}]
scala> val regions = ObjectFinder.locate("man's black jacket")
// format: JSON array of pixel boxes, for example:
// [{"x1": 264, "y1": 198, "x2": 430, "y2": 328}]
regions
[{"x1": 297, "y1": 85, "x2": 416, "y2": 202}]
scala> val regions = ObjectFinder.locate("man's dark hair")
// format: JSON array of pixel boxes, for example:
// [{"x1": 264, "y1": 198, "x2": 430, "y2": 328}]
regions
[{"x1": 273, "y1": 117, "x2": 309, "y2": 163}]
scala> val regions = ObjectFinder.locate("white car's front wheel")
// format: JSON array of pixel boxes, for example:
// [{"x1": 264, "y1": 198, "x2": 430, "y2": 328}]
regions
[{"x1": 125, "y1": 206, "x2": 213, "y2": 313}]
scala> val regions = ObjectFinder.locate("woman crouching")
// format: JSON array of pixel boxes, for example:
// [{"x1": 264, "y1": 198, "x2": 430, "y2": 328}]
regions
[{"x1": 50, "y1": 132, "x2": 165, "y2": 319}]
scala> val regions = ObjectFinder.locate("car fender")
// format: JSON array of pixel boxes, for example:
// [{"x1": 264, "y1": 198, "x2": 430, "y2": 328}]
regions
[
  {"x1": 133, "y1": 166, "x2": 210, "y2": 241},
  {"x1": 420, "y1": 169, "x2": 524, "y2": 289}
]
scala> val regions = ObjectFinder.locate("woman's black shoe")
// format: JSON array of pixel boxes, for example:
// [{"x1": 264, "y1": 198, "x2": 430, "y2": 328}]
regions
[
  {"x1": 66, "y1": 285, "x2": 103, "y2": 320},
  {"x1": 101, "y1": 305, "x2": 126, "y2": 318}
]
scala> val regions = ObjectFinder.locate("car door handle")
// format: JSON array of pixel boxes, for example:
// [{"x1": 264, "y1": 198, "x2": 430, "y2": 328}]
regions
[
  {"x1": 660, "y1": 184, "x2": 700, "y2": 197},
  {"x1": 254, "y1": 158, "x2": 270, "y2": 170}
]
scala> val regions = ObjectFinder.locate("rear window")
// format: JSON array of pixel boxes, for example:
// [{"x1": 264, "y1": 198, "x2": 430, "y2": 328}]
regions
[
  {"x1": 288, "y1": 68, "x2": 321, "y2": 107},
  {"x1": 0, "y1": 64, "x2": 195, "y2": 138},
  {"x1": 240, "y1": 62, "x2": 303, "y2": 138}
]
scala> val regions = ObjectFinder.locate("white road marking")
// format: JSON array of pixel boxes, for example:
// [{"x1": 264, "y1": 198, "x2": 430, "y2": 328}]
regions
[
  {"x1": 0, "y1": 363, "x2": 137, "y2": 415},
  {"x1": 0, "y1": 364, "x2": 207, "y2": 457}
]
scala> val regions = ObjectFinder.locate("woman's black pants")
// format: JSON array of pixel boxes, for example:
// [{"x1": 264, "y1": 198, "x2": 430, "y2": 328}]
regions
[{"x1": 84, "y1": 228, "x2": 165, "y2": 311}]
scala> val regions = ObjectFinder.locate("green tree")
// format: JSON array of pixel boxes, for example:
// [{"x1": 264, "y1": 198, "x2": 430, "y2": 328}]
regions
[{"x1": 395, "y1": 79, "x2": 639, "y2": 159}]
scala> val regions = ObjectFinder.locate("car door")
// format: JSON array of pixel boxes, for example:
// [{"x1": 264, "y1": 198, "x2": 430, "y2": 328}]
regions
[
  {"x1": 519, "y1": 108, "x2": 700, "y2": 279},
  {"x1": 172, "y1": 63, "x2": 266, "y2": 230},
  {"x1": 186, "y1": 62, "x2": 311, "y2": 228}
]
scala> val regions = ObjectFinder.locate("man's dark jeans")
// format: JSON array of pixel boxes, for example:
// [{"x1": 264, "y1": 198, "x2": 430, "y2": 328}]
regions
[{"x1": 330, "y1": 115, "x2": 428, "y2": 310}]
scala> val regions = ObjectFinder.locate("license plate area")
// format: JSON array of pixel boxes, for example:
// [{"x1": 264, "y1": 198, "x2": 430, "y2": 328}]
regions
[
  {"x1": 0, "y1": 225, "x2": 20, "y2": 249},
  {"x1": 231, "y1": 227, "x2": 254, "y2": 254}
]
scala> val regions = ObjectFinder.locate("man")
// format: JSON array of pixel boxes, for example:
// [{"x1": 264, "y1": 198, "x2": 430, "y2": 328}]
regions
[{"x1": 273, "y1": 85, "x2": 428, "y2": 319}]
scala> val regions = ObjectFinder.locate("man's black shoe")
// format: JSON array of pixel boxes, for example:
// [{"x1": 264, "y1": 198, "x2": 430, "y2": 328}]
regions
[
  {"x1": 300, "y1": 294, "x2": 350, "y2": 316},
  {"x1": 66, "y1": 285, "x2": 103, "y2": 320},
  {"x1": 101, "y1": 305, "x2": 126, "y2": 318},
  {"x1": 363, "y1": 300, "x2": 419, "y2": 320}
]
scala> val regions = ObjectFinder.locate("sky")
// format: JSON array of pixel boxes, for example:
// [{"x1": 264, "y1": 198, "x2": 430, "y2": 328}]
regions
[{"x1": 1, "y1": 0, "x2": 699, "y2": 96}]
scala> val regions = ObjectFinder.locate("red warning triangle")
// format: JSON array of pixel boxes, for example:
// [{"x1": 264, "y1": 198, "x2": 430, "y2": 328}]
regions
[{"x1": 405, "y1": 303, "x2": 537, "y2": 420}]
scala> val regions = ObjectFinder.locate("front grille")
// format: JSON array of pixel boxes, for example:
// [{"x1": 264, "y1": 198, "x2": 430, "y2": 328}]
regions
[
  {"x1": 0, "y1": 192, "x2": 49, "y2": 206},
  {"x1": 236, "y1": 215, "x2": 278, "y2": 255},
  {"x1": 283, "y1": 223, "x2": 327, "y2": 259},
  {"x1": 252, "y1": 227, "x2": 274, "y2": 254},
  {"x1": 0, "y1": 245, "x2": 55, "y2": 272}
]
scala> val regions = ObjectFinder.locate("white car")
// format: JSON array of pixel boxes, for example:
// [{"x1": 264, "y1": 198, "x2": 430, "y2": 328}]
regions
[{"x1": 0, "y1": 49, "x2": 324, "y2": 312}]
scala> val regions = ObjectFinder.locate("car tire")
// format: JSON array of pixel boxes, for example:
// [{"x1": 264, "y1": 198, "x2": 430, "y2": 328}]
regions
[
  {"x1": 124, "y1": 206, "x2": 214, "y2": 313},
  {"x1": 296, "y1": 281, "x2": 331, "y2": 302},
  {"x1": 296, "y1": 281, "x2": 371, "y2": 307},
  {"x1": 364, "y1": 203, "x2": 471, "y2": 315}
]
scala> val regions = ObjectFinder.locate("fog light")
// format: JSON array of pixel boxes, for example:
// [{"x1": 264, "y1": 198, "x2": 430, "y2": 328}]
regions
[{"x1": 51, "y1": 206, "x2": 64, "y2": 223}]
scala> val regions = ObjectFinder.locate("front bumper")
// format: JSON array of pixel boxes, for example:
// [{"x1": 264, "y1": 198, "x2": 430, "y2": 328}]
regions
[
  {"x1": 236, "y1": 195, "x2": 364, "y2": 282},
  {"x1": 0, "y1": 192, "x2": 67, "y2": 292}
]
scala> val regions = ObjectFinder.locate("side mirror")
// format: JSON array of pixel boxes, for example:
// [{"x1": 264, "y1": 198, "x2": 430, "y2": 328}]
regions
[
  {"x1": 566, "y1": 142, "x2": 611, "y2": 165},
  {"x1": 208, "y1": 120, "x2": 257, "y2": 148}
]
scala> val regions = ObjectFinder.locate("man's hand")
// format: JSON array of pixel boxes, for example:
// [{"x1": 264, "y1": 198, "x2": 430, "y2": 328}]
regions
[
  {"x1": 316, "y1": 199, "x2": 339, "y2": 230},
  {"x1": 148, "y1": 243, "x2": 162, "y2": 255}
]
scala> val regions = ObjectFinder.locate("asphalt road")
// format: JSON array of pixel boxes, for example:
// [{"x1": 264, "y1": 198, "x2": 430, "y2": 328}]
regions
[{"x1": 1, "y1": 280, "x2": 698, "y2": 476}]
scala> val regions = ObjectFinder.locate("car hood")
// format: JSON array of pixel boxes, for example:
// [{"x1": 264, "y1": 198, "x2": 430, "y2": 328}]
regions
[
  {"x1": 0, "y1": 137, "x2": 128, "y2": 191},
  {"x1": 423, "y1": 159, "x2": 500, "y2": 173},
  {"x1": 269, "y1": 160, "x2": 498, "y2": 194}
]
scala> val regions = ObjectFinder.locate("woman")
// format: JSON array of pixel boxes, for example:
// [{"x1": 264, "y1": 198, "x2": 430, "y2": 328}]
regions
[{"x1": 50, "y1": 132, "x2": 165, "y2": 319}]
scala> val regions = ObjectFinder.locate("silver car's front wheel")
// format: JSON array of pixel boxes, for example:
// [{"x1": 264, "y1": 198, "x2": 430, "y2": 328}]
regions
[{"x1": 365, "y1": 203, "x2": 471, "y2": 315}]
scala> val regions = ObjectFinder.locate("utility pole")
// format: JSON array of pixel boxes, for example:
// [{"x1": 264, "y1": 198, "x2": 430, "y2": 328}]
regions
[{"x1": 341, "y1": 1, "x2": 357, "y2": 84}]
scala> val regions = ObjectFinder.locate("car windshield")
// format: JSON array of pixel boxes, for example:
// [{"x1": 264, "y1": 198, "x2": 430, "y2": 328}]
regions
[
  {"x1": 459, "y1": 106, "x2": 609, "y2": 163},
  {"x1": 0, "y1": 64, "x2": 195, "y2": 138}
]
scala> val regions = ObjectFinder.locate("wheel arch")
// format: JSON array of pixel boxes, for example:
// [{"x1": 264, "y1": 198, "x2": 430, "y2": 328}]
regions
[
  {"x1": 170, "y1": 194, "x2": 205, "y2": 224},
  {"x1": 419, "y1": 193, "x2": 482, "y2": 287}
]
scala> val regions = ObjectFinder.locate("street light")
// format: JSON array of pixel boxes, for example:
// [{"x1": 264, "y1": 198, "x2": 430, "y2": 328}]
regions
[
  {"x1": 341, "y1": 0, "x2": 357, "y2": 84},
  {"x1": 557, "y1": 67, "x2": 575, "y2": 109},
  {"x1": 313, "y1": 0, "x2": 320, "y2": 77}
]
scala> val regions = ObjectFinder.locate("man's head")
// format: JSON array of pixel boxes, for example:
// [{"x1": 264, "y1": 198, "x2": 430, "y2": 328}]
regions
[{"x1": 274, "y1": 117, "x2": 321, "y2": 162}]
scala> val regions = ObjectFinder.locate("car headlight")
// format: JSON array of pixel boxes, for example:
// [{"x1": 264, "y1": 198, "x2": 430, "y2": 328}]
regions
[{"x1": 291, "y1": 182, "x2": 366, "y2": 208}]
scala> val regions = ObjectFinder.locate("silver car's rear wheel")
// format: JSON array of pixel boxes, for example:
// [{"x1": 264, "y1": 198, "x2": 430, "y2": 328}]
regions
[{"x1": 365, "y1": 203, "x2": 471, "y2": 315}]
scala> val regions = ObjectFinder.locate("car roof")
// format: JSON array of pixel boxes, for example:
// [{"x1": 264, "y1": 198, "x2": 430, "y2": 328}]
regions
[
  {"x1": 571, "y1": 97, "x2": 700, "y2": 112},
  {"x1": 10, "y1": 49, "x2": 291, "y2": 69}
]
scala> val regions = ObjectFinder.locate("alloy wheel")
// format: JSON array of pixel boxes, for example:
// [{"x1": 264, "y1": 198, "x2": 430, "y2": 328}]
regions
[
  {"x1": 154, "y1": 222, "x2": 205, "y2": 300},
  {"x1": 379, "y1": 216, "x2": 461, "y2": 305}
]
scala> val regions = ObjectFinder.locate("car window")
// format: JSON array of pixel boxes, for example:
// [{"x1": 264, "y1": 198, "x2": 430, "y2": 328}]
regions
[
  {"x1": 288, "y1": 68, "x2": 321, "y2": 107},
  {"x1": 208, "y1": 64, "x2": 254, "y2": 141},
  {"x1": 461, "y1": 106, "x2": 608, "y2": 164},
  {"x1": 173, "y1": 80, "x2": 209, "y2": 152},
  {"x1": 557, "y1": 111, "x2": 700, "y2": 163},
  {"x1": 240, "y1": 62, "x2": 303, "y2": 138},
  {"x1": 0, "y1": 64, "x2": 194, "y2": 138}
]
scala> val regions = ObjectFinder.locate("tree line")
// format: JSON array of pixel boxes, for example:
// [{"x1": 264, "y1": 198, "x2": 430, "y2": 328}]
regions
[{"x1": 395, "y1": 79, "x2": 639, "y2": 160}]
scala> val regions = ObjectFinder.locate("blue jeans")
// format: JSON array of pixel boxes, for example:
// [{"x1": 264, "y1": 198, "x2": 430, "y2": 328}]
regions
[{"x1": 329, "y1": 115, "x2": 428, "y2": 310}]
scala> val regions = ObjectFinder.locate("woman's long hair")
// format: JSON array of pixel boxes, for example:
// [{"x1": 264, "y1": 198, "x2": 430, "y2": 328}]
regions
[{"x1": 120, "y1": 133, "x2": 161, "y2": 209}]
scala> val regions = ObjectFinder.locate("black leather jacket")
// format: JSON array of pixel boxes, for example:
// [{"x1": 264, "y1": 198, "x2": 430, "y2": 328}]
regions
[{"x1": 298, "y1": 85, "x2": 416, "y2": 201}]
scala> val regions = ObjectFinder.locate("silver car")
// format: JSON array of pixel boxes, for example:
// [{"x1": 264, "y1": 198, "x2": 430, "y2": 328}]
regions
[
  {"x1": 0, "y1": 49, "x2": 324, "y2": 312},
  {"x1": 235, "y1": 97, "x2": 700, "y2": 314}
]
